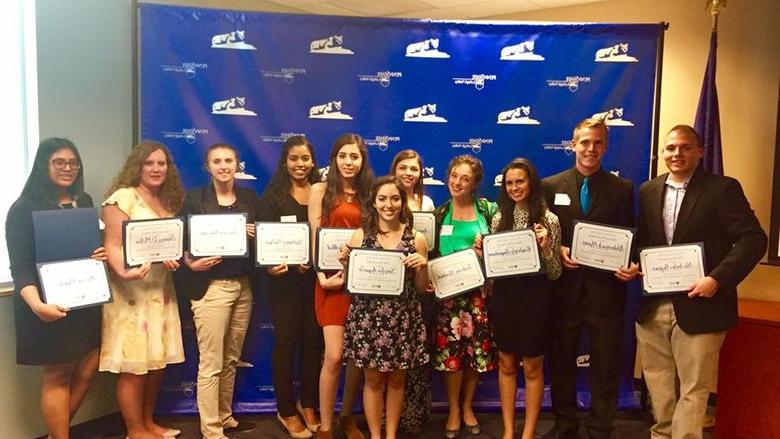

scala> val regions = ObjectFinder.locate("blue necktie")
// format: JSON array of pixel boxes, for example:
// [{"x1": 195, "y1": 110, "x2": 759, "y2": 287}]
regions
[{"x1": 580, "y1": 176, "x2": 591, "y2": 214}]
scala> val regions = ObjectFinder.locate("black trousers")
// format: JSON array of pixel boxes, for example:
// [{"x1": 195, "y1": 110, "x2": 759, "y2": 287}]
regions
[
  {"x1": 548, "y1": 283, "x2": 626, "y2": 439},
  {"x1": 267, "y1": 274, "x2": 324, "y2": 417}
]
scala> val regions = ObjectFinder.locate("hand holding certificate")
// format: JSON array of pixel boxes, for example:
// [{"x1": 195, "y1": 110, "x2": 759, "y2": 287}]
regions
[
  {"x1": 428, "y1": 248, "x2": 485, "y2": 300},
  {"x1": 570, "y1": 220, "x2": 634, "y2": 271},
  {"x1": 255, "y1": 222, "x2": 310, "y2": 266},
  {"x1": 37, "y1": 258, "x2": 112, "y2": 309},
  {"x1": 123, "y1": 218, "x2": 184, "y2": 267},
  {"x1": 346, "y1": 249, "x2": 406, "y2": 296},
  {"x1": 412, "y1": 212, "x2": 436, "y2": 250},
  {"x1": 483, "y1": 229, "x2": 542, "y2": 278},
  {"x1": 640, "y1": 243, "x2": 706, "y2": 295},
  {"x1": 316, "y1": 227, "x2": 358, "y2": 271},
  {"x1": 189, "y1": 213, "x2": 248, "y2": 257}
]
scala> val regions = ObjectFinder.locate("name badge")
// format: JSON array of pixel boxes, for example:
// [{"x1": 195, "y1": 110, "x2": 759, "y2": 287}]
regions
[
  {"x1": 440, "y1": 225, "x2": 454, "y2": 236},
  {"x1": 554, "y1": 193, "x2": 571, "y2": 206},
  {"x1": 280, "y1": 215, "x2": 297, "y2": 223}
]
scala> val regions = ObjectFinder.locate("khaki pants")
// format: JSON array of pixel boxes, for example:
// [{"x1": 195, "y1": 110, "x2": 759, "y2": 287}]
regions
[
  {"x1": 636, "y1": 300, "x2": 725, "y2": 439},
  {"x1": 191, "y1": 277, "x2": 253, "y2": 439}
]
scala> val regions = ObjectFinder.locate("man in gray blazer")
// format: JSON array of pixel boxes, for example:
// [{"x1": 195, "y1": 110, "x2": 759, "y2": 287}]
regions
[{"x1": 635, "y1": 125, "x2": 767, "y2": 438}]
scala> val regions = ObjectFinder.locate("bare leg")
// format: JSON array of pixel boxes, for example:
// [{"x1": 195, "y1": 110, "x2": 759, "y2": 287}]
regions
[
  {"x1": 521, "y1": 356, "x2": 544, "y2": 439},
  {"x1": 498, "y1": 352, "x2": 519, "y2": 439},
  {"x1": 340, "y1": 362, "x2": 363, "y2": 417},
  {"x1": 41, "y1": 362, "x2": 76, "y2": 439},
  {"x1": 362, "y1": 368, "x2": 385, "y2": 439},
  {"x1": 319, "y1": 325, "x2": 345, "y2": 432},
  {"x1": 384, "y1": 369, "x2": 407, "y2": 439},
  {"x1": 68, "y1": 348, "x2": 99, "y2": 417},
  {"x1": 462, "y1": 366, "x2": 480, "y2": 427},
  {"x1": 443, "y1": 370, "x2": 463, "y2": 431},
  {"x1": 117, "y1": 373, "x2": 156, "y2": 439},
  {"x1": 142, "y1": 369, "x2": 169, "y2": 435}
]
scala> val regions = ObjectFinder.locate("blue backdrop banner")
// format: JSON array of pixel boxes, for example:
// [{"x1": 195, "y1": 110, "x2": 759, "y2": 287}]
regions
[{"x1": 138, "y1": 3, "x2": 663, "y2": 414}]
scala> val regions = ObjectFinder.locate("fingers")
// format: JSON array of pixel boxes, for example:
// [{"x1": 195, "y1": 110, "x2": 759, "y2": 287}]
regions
[
  {"x1": 163, "y1": 260, "x2": 180, "y2": 271},
  {"x1": 246, "y1": 223, "x2": 256, "y2": 238},
  {"x1": 55, "y1": 305, "x2": 70, "y2": 314},
  {"x1": 560, "y1": 246, "x2": 579, "y2": 269},
  {"x1": 91, "y1": 246, "x2": 108, "y2": 261}
]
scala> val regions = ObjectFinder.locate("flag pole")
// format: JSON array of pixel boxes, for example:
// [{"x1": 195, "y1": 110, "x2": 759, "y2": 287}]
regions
[{"x1": 707, "y1": 0, "x2": 726, "y2": 32}]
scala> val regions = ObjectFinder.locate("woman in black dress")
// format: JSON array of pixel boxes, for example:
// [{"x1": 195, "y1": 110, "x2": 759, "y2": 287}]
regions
[
  {"x1": 5, "y1": 138, "x2": 106, "y2": 439},
  {"x1": 474, "y1": 158, "x2": 561, "y2": 439},
  {"x1": 261, "y1": 135, "x2": 324, "y2": 438}
]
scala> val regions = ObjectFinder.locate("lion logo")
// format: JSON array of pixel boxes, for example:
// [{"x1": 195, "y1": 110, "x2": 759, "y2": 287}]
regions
[
  {"x1": 403, "y1": 104, "x2": 446, "y2": 123},
  {"x1": 591, "y1": 107, "x2": 634, "y2": 126},
  {"x1": 309, "y1": 100, "x2": 352, "y2": 120},
  {"x1": 500, "y1": 40, "x2": 545, "y2": 61},
  {"x1": 211, "y1": 30, "x2": 256, "y2": 50},
  {"x1": 595, "y1": 43, "x2": 638, "y2": 62},
  {"x1": 211, "y1": 97, "x2": 257, "y2": 116},
  {"x1": 497, "y1": 106, "x2": 540, "y2": 125},
  {"x1": 422, "y1": 167, "x2": 444, "y2": 186},
  {"x1": 310, "y1": 34, "x2": 353, "y2": 55},
  {"x1": 405, "y1": 38, "x2": 450, "y2": 58}
]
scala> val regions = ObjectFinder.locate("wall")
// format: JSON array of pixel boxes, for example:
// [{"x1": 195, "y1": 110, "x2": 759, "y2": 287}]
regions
[
  {"x1": 0, "y1": 0, "x2": 133, "y2": 437},
  {"x1": 490, "y1": 0, "x2": 780, "y2": 301}
]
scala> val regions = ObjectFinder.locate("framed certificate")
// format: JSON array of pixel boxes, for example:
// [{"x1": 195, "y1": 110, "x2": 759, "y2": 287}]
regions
[
  {"x1": 570, "y1": 220, "x2": 634, "y2": 271},
  {"x1": 428, "y1": 248, "x2": 485, "y2": 301},
  {"x1": 412, "y1": 212, "x2": 436, "y2": 250},
  {"x1": 345, "y1": 248, "x2": 406, "y2": 296},
  {"x1": 640, "y1": 243, "x2": 706, "y2": 295},
  {"x1": 37, "y1": 258, "x2": 112, "y2": 310},
  {"x1": 483, "y1": 229, "x2": 542, "y2": 279},
  {"x1": 255, "y1": 222, "x2": 310, "y2": 266},
  {"x1": 188, "y1": 213, "x2": 248, "y2": 258},
  {"x1": 122, "y1": 217, "x2": 184, "y2": 267},
  {"x1": 316, "y1": 227, "x2": 358, "y2": 271}
]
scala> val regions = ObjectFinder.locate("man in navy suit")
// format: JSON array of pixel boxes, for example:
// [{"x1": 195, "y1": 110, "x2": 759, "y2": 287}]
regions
[
  {"x1": 542, "y1": 118, "x2": 638, "y2": 439},
  {"x1": 635, "y1": 125, "x2": 766, "y2": 438}
]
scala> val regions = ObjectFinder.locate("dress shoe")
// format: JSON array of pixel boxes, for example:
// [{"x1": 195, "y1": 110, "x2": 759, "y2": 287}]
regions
[
  {"x1": 296, "y1": 400, "x2": 321, "y2": 433},
  {"x1": 338, "y1": 415, "x2": 365, "y2": 439},
  {"x1": 278, "y1": 412, "x2": 313, "y2": 438}
]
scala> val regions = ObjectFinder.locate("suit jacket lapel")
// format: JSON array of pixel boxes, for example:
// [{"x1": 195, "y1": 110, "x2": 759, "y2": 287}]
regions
[
  {"x1": 566, "y1": 169, "x2": 583, "y2": 216},
  {"x1": 672, "y1": 168, "x2": 705, "y2": 243},
  {"x1": 648, "y1": 176, "x2": 666, "y2": 244}
]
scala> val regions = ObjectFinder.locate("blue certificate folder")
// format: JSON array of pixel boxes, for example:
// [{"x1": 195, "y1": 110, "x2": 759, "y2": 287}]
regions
[{"x1": 32, "y1": 207, "x2": 101, "y2": 263}]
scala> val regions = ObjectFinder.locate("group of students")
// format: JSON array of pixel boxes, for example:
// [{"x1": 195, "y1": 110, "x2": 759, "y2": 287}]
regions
[{"x1": 6, "y1": 117, "x2": 766, "y2": 439}]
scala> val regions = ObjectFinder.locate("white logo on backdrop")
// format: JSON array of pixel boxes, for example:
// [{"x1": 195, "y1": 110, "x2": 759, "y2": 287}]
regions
[
  {"x1": 364, "y1": 135, "x2": 400, "y2": 152},
  {"x1": 261, "y1": 67, "x2": 307, "y2": 84},
  {"x1": 212, "y1": 97, "x2": 257, "y2": 116},
  {"x1": 542, "y1": 139, "x2": 575, "y2": 155},
  {"x1": 546, "y1": 76, "x2": 591, "y2": 93},
  {"x1": 422, "y1": 167, "x2": 445, "y2": 186},
  {"x1": 497, "y1": 106, "x2": 540, "y2": 125},
  {"x1": 591, "y1": 107, "x2": 634, "y2": 126},
  {"x1": 161, "y1": 62, "x2": 207, "y2": 79},
  {"x1": 403, "y1": 104, "x2": 447, "y2": 123},
  {"x1": 211, "y1": 30, "x2": 256, "y2": 50},
  {"x1": 494, "y1": 173, "x2": 503, "y2": 187},
  {"x1": 450, "y1": 138, "x2": 493, "y2": 154},
  {"x1": 309, "y1": 101, "x2": 353, "y2": 120},
  {"x1": 452, "y1": 74, "x2": 497, "y2": 91},
  {"x1": 358, "y1": 71, "x2": 402, "y2": 87},
  {"x1": 162, "y1": 128, "x2": 209, "y2": 144},
  {"x1": 310, "y1": 35, "x2": 354, "y2": 55},
  {"x1": 500, "y1": 39, "x2": 545, "y2": 61},
  {"x1": 595, "y1": 43, "x2": 638, "y2": 62},
  {"x1": 318, "y1": 166, "x2": 330, "y2": 181},
  {"x1": 235, "y1": 162, "x2": 257, "y2": 180},
  {"x1": 405, "y1": 38, "x2": 450, "y2": 58},
  {"x1": 260, "y1": 132, "x2": 306, "y2": 143}
]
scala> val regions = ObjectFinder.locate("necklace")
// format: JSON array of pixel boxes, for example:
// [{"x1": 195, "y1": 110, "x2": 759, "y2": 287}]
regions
[{"x1": 343, "y1": 189, "x2": 357, "y2": 203}]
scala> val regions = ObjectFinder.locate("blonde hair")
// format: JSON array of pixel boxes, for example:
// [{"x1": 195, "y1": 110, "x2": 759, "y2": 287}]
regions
[{"x1": 572, "y1": 118, "x2": 609, "y2": 145}]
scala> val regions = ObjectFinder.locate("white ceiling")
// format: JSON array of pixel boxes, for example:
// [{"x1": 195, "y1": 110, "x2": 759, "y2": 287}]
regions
[{"x1": 257, "y1": 0, "x2": 611, "y2": 19}]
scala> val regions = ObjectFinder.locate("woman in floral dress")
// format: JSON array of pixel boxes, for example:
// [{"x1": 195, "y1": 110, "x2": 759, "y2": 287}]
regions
[{"x1": 341, "y1": 176, "x2": 430, "y2": 439}]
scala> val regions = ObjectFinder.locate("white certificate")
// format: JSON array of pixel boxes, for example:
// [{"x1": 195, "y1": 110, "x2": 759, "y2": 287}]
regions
[
  {"x1": 316, "y1": 227, "x2": 358, "y2": 271},
  {"x1": 122, "y1": 218, "x2": 184, "y2": 267},
  {"x1": 255, "y1": 222, "x2": 310, "y2": 266},
  {"x1": 188, "y1": 213, "x2": 248, "y2": 257},
  {"x1": 640, "y1": 243, "x2": 706, "y2": 295},
  {"x1": 37, "y1": 258, "x2": 112, "y2": 309},
  {"x1": 412, "y1": 211, "x2": 436, "y2": 250},
  {"x1": 571, "y1": 221, "x2": 634, "y2": 271},
  {"x1": 346, "y1": 249, "x2": 406, "y2": 296},
  {"x1": 483, "y1": 229, "x2": 542, "y2": 279},
  {"x1": 428, "y1": 248, "x2": 485, "y2": 300}
]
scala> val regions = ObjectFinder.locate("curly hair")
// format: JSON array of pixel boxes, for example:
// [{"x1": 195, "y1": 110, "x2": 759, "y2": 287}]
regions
[
  {"x1": 322, "y1": 133, "x2": 374, "y2": 223},
  {"x1": 107, "y1": 141, "x2": 184, "y2": 213},
  {"x1": 261, "y1": 135, "x2": 319, "y2": 206},
  {"x1": 389, "y1": 149, "x2": 426, "y2": 207},
  {"x1": 496, "y1": 157, "x2": 547, "y2": 232},
  {"x1": 446, "y1": 154, "x2": 484, "y2": 197},
  {"x1": 362, "y1": 175, "x2": 413, "y2": 237}
]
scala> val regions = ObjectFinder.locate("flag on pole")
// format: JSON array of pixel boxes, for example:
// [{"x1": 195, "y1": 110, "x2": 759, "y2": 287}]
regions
[{"x1": 694, "y1": 31, "x2": 723, "y2": 175}]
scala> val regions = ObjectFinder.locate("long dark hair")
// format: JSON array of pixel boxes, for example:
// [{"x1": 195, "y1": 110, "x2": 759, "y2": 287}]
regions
[
  {"x1": 322, "y1": 133, "x2": 374, "y2": 223},
  {"x1": 496, "y1": 158, "x2": 547, "y2": 232},
  {"x1": 362, "y1": 175, "x2": 413, "y2": 237},
  {"x1": 261, "y1": 135, "x2": 319, "y2": 205},
  {"x1": 21, "y1": 137, "x2": 85, "y2": 206},
  {"x1": 389, "y1": 149, "x2": 425, "y2": 207}
]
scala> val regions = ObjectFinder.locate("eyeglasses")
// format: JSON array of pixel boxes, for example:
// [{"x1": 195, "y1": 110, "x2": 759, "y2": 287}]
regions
[{"x1": 51, "y1": 159, "x2": 81, "y2": 170}]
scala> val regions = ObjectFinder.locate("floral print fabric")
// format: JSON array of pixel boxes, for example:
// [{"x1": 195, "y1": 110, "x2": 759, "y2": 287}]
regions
[{"x1": 432, "y1": 290, "x2": 496, "y2": 372}]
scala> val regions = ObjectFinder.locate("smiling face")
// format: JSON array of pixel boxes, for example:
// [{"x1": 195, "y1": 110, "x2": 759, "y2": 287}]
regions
[
  {"x1": 394, "y1": 157, "x2": 422, "y2": 192},
  {"x1": 286, "y1": 144, "x2": 314, "y2": 183},
  {"x1": 206, "y1": 146, "x2": 238, "y2": 184},
  {"x1": 373, "y1": 182, "x2": 402, "y2": 223},
  {"x1": 663, "y1": 129, "x2": 703, "y2": 179},
  {"x1": 448, "y1": 163, "x2": 476, "y2": 199},
  {"x1": 573, "y1": 126, "x2": 608, "y2": 176},
  {"x1": 504, "y1": 167, "x2": 531, "y2": 205},
  {"x1": 140, "y1": 148, "x2": 168, "y2": 190},
  {"x1": 48, "y1": 147, "x2": 80, "y2": 190},
  {"x1": 335, "y1": 142, "x2": 362, "y2": 179}
]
